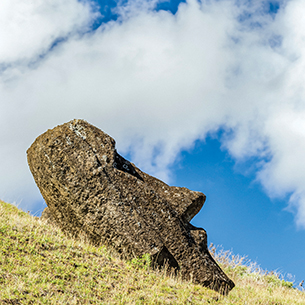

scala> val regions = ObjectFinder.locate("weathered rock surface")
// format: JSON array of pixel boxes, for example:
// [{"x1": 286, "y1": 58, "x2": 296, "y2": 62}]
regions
[{"x1": 27, "y1": 119, "x2": 235, "y2": 294}]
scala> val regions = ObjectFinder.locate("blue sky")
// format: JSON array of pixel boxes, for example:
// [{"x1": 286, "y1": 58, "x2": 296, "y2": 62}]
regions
[
  {"x1": 1, "y1": 0, "x2": 305, "y2": 288},
  {"x1": 173, "y1": 135, "x2": 305, "y2": 286}
]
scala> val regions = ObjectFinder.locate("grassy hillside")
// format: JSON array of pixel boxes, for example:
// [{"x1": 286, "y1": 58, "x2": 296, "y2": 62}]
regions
[{"x1": 0, "y1": 200, "x2": 304, "y2": 305}]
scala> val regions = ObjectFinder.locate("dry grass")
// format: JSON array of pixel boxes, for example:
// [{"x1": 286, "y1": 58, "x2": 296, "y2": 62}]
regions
[{"x1": 0, "y1": 200, "x2": 304, "y2": 304}]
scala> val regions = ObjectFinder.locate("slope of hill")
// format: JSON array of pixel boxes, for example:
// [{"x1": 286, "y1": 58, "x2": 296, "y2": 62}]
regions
[{"x1": 0, "y1": 200, "x2": 304, "y2": 304}]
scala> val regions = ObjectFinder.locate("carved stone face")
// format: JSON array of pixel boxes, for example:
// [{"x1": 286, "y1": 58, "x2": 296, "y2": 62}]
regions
[{"x1": 27, "y1": 119, "x2": 235, "y2": 294}]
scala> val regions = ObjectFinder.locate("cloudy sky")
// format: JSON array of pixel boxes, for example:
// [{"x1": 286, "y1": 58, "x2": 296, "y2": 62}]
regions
[{"x1": 1, "y1": 0, "x2": 305, "y2": 286}]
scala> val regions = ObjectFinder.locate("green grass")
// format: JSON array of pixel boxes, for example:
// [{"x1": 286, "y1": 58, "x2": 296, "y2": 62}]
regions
[{"x1": 0, "y1": 200, "x2": 304, "y2": 304}]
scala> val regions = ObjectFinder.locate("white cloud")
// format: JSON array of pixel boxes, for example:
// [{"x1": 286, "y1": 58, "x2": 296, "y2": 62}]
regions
[
  {"x1": 0, "y1": 0, "x2": 95, "y2": 64},
  {"x1": 2, "y1": 0, "x2": 305, "y2": 227}
]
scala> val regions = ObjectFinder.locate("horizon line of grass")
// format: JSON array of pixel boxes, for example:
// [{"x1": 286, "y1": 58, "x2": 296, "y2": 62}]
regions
[{"x1": 0, "y1": 200, "x2": 304, "y2": 304}]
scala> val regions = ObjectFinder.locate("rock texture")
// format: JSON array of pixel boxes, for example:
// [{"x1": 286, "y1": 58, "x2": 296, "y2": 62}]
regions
[{"x1": 27, "y1": 119, "x2": 235, "y2": 294}]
